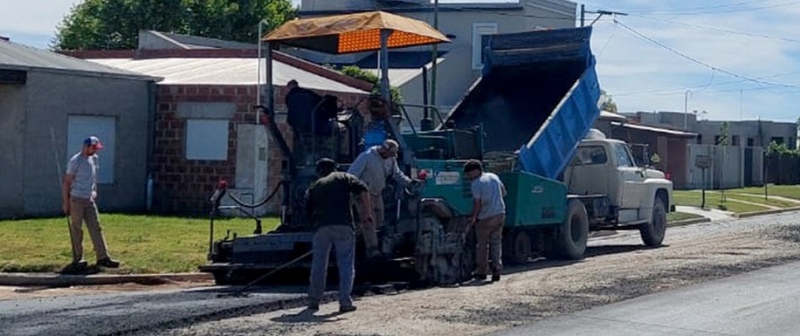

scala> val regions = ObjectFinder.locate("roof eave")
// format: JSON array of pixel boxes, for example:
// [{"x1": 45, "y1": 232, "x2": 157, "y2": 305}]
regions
[{"x1": 0, "y1": 63, "x2": 163, "y2": 82}]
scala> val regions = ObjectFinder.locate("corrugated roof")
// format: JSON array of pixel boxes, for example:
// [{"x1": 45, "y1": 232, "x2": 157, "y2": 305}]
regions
[
  {"x1": 0, "y1": 40, "x2": 159, "y2": 81},
  {"x1": 611, "y1": 121, "x2": 697, "y2": 138},
  {"x1": 88, "y1": 58, "x2": 368, "y2": 94},
  {"x1": 599, "y1": 110, "x2": 628, "y2": 122}
]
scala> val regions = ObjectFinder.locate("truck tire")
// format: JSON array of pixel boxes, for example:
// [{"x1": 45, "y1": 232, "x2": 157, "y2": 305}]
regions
[
  {"x1": 553, "y1": 199, "x2": 589, "y2": 260},
  {"x1": 640, "y1": 196, "x2": 667, "y2": 247},
  {"x1": 504, "y1": 231, "x2": 531, "y2": 265}
]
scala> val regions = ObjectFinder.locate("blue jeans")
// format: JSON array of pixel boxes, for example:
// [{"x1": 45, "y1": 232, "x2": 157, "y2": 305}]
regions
[{"x1": 308, "y1": 225, "x2": 355, "y2": 307}]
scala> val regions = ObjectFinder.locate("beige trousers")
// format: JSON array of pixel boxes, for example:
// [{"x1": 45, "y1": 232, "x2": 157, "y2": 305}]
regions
[
  {"x1": 360, "y1": 193, "x2": 384, "y2": 256},
  {"x1": 69, "y1": 197, "x2": 110, "y2": 262},
  {"x1": 475, "y1": 214, "x2": 505, "y2": 276}
]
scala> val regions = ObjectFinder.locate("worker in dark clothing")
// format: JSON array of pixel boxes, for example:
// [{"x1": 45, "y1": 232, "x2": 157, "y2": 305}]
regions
[{"x1": 305, "y1": 158, "x2": 372, "y2": 313}]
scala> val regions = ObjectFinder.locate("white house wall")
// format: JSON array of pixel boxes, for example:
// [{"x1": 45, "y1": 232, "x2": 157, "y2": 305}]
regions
[{"x1": 686, "y1": 144, "x2": 751, "y2": 190}]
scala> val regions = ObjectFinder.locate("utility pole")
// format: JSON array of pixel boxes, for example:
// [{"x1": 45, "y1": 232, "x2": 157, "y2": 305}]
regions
[
  {"x1": 580, "y1": 5, "x2": 628, "y2": 27},
  {"x1": 684, "y1": 89, "x2": 692, "y2": 130},
  {"x1": 430, "y1": 0, "x2": 439, "y2": 111}
]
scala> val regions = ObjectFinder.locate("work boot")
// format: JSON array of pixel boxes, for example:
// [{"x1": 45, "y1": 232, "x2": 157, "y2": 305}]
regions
[
  {"x1": 491, "y1": 274, "x2": 501, "y2": 282},
  {"x1": 97, "y1": 258, "x2": 120, "y2": 268},
  {"x1": 339, "y1": 305, "x2": 357, "y2": 313},
  {"x1": 62, "y1": 260, "x2": 88, "y2": 274}
]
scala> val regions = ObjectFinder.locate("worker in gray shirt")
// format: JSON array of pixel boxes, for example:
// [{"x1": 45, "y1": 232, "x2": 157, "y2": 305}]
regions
[
  {"x1": 464, "y1": 159, "x2": 506, "y2": 282},
  {"x1": 61, "y1": 136, "x2": 120, "y2": 269},
  {"x1": 347, "y1": 139, "x2": 417, "y2": 258}
]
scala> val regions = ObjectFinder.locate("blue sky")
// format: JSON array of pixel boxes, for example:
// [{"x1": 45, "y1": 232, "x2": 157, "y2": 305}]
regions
[{"x1": 1, "y1": 0, "x2": 799, "y2": 123}]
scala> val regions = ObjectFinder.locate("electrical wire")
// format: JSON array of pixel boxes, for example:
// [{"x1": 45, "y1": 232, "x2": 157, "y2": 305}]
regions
[
  {"x1": 637, "y1": 15, "x2": 800, "y2": 43},
  {"x1": 611, "y1": 0, "x2": 800, "y2": 16},
  {"x1": 614, "y1": 18, "x2": 800, "y2": 89},
  {"x1": 619, "y1": 0, "x2": 776, "y2": 14},
  {"x1": 614, "y1": 70, "x2": 800, "y2": 97}
]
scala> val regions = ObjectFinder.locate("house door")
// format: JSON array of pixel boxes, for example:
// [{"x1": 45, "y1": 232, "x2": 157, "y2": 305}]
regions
[{"x1": 744, "y1": 147, "x2": 754, "y2": 186}]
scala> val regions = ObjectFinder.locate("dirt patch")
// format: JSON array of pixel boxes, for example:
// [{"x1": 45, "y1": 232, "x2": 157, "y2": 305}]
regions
[{"x1": 155, "y1": 216, "x2": 800, "y2": 336}]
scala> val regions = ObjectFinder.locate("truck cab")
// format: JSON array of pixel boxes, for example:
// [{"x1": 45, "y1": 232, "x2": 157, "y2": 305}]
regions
[{"x1": 564, "y1": 129, "x2": 673, "y2": 246}]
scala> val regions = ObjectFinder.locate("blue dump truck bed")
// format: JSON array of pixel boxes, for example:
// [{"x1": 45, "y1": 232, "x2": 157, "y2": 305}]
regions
[{"x1": 440, "y1": 27, "x2": 601, "y2": 180}]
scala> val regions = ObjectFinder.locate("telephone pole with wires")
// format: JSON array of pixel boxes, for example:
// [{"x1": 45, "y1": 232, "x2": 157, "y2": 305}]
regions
[{"x1": 580, "y1": 5, "x2": 628, "y2": 27}]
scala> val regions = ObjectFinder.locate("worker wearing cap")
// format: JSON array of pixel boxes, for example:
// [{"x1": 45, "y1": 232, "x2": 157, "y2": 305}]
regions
[
  {"x1": 305, "y1": 158, "x2": 372, "y2": 313},
  {"x1": 347, "y1": 139, "x2": 416, "y2": 258},
  {"x1": 61, "y1": 136, "x2": 120, "y2": 269},
  {"x1": 464, "y1": 159, "x2": 506, "y2": 282}
]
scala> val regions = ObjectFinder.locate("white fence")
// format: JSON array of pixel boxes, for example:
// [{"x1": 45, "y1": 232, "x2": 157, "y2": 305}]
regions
[{"x1": 685, "y1": 144, "x2": 764, "y2": 190}]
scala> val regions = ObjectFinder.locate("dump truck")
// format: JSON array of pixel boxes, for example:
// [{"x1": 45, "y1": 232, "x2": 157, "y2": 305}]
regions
[{"x1": 200, "y1": 26, "x2": 673, "y2": 286}]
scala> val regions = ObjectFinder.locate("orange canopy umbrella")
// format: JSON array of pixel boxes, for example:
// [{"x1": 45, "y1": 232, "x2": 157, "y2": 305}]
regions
[{"x1": 263, "y1": 11, "x2": 449, "y2": 54}]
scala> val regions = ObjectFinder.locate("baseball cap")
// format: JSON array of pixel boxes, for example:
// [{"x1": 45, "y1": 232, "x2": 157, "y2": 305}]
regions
[
  {"x1": 84, "y1": 136, "x2": 104, "y2": 149},
  {"x1": 381, "y1": 139, "x2": 399, "y2": 155}
]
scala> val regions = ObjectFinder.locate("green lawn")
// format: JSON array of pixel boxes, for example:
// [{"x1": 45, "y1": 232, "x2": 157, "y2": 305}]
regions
[
  {"x1": 672, "y1": 191, "x2": 770, "y2": 214},
  {"x1": 736, "y1": 185, "x2": 800, "y2": 201},
  {"x1": 730, "y1": 193, "x2": 799, "y2": 208},
  {"x1": 667, "y1": 212, "x2": 703, "y2": 222},
  {"x1": 0, "y1": 214, "x2": 279, "y2": 274}
]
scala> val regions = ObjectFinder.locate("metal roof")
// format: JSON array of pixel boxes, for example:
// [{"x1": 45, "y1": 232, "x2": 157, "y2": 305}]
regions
[
  {"x1": 611, "y1": 121, "x2": 698, "y2": 138},
  {"x1": 0, "y1": 40, "x2": 159, "y2": 81},
  {"x1": 599, "y1": 111, "x2": 628, "y2": 122},
  {"x1": 88, "y1": 58, "x2": 368, "y2": 94}
]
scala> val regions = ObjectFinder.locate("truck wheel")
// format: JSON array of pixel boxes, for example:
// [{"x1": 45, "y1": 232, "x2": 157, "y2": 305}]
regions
[
  {"x1": 640, "y1": 196, "x2": 667, "y2": 247},
  {"x1": 507, "y1": 231, "x2": 531, "y2": 265},
  {"x1": 553, "y1": 199, "x2": 589, "y2": 260}
]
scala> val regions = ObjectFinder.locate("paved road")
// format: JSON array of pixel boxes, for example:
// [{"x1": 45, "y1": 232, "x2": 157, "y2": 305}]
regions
[
  {"x1": 0, "y1": 286, "x2": 308, "y2": 336},
  {"x1": 494, "y1": 260, "x2": 800, "y2": 336}
]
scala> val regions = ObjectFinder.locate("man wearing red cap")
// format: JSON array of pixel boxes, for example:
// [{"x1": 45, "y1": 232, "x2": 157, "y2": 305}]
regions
[{"x1": 61, "y1": 136, "x2": 120, "y2": 269}]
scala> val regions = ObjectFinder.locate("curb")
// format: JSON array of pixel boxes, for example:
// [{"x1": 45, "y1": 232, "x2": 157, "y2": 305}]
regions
[
  {"x1": 0, "y1": 272, "x2": 212, "y2": 287},
  {"x1": 735, "y1": 206, "x2": 800, "y2": 219},
  {"x1": 667, "y1": 217, "x2": 711, "y2": 227}
]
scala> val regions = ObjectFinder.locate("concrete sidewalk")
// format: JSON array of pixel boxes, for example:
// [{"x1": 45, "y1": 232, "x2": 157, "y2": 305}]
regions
[{"x1": 675, "y1": 205, "x2": 735, "y2": 221}]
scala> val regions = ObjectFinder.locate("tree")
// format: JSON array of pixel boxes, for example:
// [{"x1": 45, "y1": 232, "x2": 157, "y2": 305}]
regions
[
  {"x1": 52, "y1": 0, "x2": 296, "y2": 51},
  {"x1": 339, "y1": 65, "x2": 404, "y2": 103},
  {"x1": 600, "y1": 89, "x2": 618, "y2": 113},
  {"x1": 717, "y1": 121, "x2": 730, "y2": 146}
]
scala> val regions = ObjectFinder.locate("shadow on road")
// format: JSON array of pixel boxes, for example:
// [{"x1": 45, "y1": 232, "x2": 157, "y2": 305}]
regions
[
  {"x1": 270, "y1": 308, "x2": 344, "y2": 323},
  {"x1": 500, "y1": 244, "x2": 666, "y2": 276}
]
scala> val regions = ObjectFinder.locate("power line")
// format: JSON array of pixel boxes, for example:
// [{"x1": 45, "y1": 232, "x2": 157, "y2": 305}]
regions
[
  {"x1": 613, "y1": 70, "x2": 800, "y2": 97},
  {"x1": 637, "y1": 15, "x2": 800, "y2": 43},
  {"x1": 617, "y1": 0, "x2": 800, "y2": 16},
  {"x1": 614, "y1": 0, "x2": 776, "y2": 14},
  {"x1": 613, "y1": 18, "x2": 800, "y2": 89}
]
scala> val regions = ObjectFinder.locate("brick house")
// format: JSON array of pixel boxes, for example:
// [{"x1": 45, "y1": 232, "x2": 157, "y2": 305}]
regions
[{"x1": 67, "y1": 46, "x2": 373, "y2": 216}]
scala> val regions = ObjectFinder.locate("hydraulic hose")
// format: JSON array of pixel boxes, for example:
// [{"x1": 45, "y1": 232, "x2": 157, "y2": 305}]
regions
[{"x1": 226, "y1": 180, "x2": 284, "y2": 209}]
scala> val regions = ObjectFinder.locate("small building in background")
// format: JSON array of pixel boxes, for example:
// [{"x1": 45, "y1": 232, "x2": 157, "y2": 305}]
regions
[
  {"x1": 66, "y1": 31, "x2": 374, "y2": 216},
  {"x1": 0, "y1": 38, "x2": 160, "y2": 219}
]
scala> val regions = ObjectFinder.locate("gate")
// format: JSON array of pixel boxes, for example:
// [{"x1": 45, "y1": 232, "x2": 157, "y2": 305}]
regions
[{"x1": 744, "y1": 147, "x2": 754, "y2": 186}]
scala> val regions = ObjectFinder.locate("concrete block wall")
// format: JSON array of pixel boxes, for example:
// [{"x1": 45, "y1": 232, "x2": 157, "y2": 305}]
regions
[{"x1": 151, "y1": 84, "x2": 369, "y2": 216}]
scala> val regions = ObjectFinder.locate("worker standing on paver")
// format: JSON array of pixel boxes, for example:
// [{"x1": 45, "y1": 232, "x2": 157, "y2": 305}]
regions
[
  {"x1": 61, "y1": 136, "x2": 121, "y2": 270},
  {"x1": 464, "y1": 159, "x2": 506, "y2": 282},
  {"x1": 347, "y1": 139, "x2": 417, "y2": 258},
  {"x1": 305, "y1": 158, "x2": 372, "y2": 313}
]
